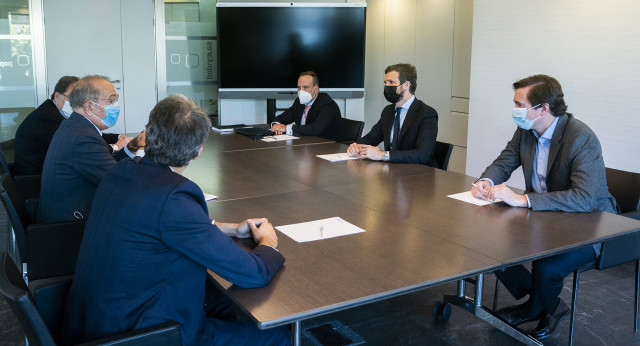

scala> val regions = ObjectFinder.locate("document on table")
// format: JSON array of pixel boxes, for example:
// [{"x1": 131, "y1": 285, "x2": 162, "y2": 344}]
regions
[
  {"x1": 203, "y1": 192, "x2": 217, "y2": 201},
  {"x1": 316, "y1": 153, "x2": 359, "y2": 162},
  {"x1": 261, "y1": 135, "x2": 299, "y2": 142},
  {"x1": 276, "y1": 216, "x2": 366, "y2": 243},
  {"x1": 447, "y1": 191, "x2": 501, "y2": 206}
]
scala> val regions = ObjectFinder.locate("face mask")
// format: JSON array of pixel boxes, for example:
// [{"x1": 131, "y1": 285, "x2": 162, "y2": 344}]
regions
[
  {"x1": 61, "y1": 100, "x2": 73, "y2": 119},
  {"x1": 298, "y1": 89, "x2": 313, "y2": 105},
  {"x1": 92, "y1": 101, "x2": 121, "y2": 128},
  {"x1": 383, "y1": 85, "x2": 402, "y2": 104},
  {"x1": 512, "y1": 104, "x2": 541, "y2": 130}
]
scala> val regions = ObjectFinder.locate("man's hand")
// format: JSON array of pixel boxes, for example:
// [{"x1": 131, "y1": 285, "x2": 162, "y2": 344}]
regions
[
  {"x1": 114, "y1": 135, "x2": 133, "y2": 150},
  {"x1": 347, "y1": 142, "x2": 360, "y2": 157},
  {"x1": 237, "y1": 218, "x2": 266, "y2": 238},
  {"x1": 487, "y1": 184, "x2": 528, "y2": 207},
  {"x1": 127, "y1": 129, "x2": 146, "y2": 152},
  {"x1": 270, "y1": 124, "x2": 286, "y2": 135},
  {"x1": 471, "y1": 180, "x2": 492, "y2": 200},
  {"x1": 247, "y1": 218, "x2": 278, "y2": 249},
  {"x1": 355, "y1": 144, "x2": 384, "y2": 161}
]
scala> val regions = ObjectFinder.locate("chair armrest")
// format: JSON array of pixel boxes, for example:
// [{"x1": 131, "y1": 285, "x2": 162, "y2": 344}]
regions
[
  {"x1": 78, "y1": 322, "x2": 182, "y2": 346},
  {"x1": 13, "y1": 175, "x2": 41, "y2": 201},
  {"x1": 26, "y1": 220, "x2": 86, "y2": 281}
]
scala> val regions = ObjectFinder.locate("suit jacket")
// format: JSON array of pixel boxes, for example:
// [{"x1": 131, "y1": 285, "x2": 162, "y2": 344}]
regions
[
  {"x1": 273, "y1": 92, "x2": 342, "y2": 141},
  {"x1": 37, "y1": 112, "x2": 120, "y2": 223},
  {"x1": 13, "y1": 99, "x2": 121, "y2": 176},
  {"x1": 13, "y1": 99, "x2": 65, "y2": 176},
  {"x1": 358, "y1": 97, "x2": 438, "y2": 166},
  {"x1": 481, "y1": 113, "x2": 616, "y2": 213},
  {"x1": 62, "y1": 158, "x2": 285, "y2": 345}
]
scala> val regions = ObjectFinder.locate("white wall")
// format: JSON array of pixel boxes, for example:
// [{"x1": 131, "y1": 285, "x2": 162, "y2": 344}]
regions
[{"x1": 468, "y1": 0, "x2": 640, "y2": 188}]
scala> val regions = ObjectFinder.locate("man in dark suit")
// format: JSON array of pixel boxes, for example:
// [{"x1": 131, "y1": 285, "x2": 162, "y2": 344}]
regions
[
  {"x1": 270, "y1": 71, "x2": 342, "y2": 141},
  {"x1": 347, "y1": 63, "x2": 438, "y2": 166},
  {"x1": 12, "y1": 76, "x2": 131, "y2": 176},
  {"x1": 471, "y1": 74, "x2": 617, "y2": 339},
  {"x1": 63, "y1": 94, "x2": 289, "y2": 346},
  {"x1": 37, "y1": 75, "x2": 143, "y2": 223}
]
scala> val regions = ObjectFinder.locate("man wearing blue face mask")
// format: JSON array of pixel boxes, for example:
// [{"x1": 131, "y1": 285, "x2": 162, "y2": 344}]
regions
[
  {"x1": 270, "y1": 71, "x2": 342, "y2": 141},
  {"x1": 37, "y1": 75, "x2": 144, "y2": 223},
  {"x1": 471, "y1": 74, "x2": 617, "y2": 339},
  {"x1": 13, "y1": 76, "x2": 133, "y2": 176}
]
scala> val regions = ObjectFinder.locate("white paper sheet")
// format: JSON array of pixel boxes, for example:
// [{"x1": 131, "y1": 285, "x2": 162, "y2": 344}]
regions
[
  {"x1": 203, "y1": 192, "x2": 217, "y2": 201},
  {"x1": 316, "y1": 153, "x2": 359, "y2": 162},
  {"x1": 447, "y1": 191, "x2": 501, "y2": 206},
  {"x1": 276, "y1": 216, "x2": 366, "y2": 243},
  {"x1": 260, "y1": 135, "x2": 299, "y2": 142}
]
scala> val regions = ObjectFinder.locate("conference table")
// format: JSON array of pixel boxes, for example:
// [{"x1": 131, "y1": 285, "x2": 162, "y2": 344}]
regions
[{"x1": 185, "y1": 132, "x2": 640, "y2": 345}]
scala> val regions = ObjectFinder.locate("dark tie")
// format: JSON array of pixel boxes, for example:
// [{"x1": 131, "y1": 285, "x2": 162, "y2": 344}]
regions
[{"x1": 392, "y1": 107, "x2": 401, "y2": 150}]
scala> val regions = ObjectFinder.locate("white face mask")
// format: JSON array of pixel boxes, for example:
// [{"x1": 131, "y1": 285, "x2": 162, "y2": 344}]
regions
[
  {"x1": 298, "y1": 89, "x2": 313, "y2": 105},
  {"x1": 61, "y1": 100, "x2": 73, "y2": 119}
]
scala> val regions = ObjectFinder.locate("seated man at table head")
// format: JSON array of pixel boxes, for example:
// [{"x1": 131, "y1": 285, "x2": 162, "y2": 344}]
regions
[
  {"x1": 347, "y1": 63, "x2": 438, "y2": 166},
  {"x1": 37, "y1": 75, "x2": 145, "y2": 223},
  {"x1": 471, "y1": 74, "x2": 617, "y2": 339},
  {"x1": 62, "y1": 94, "x2": 289, "y2": 346},
  {"x1": 270, "y1": 71, "x2": 342, "y2": 141},
  {"x1": 12, "y1": 75, "x2": 132, "y2": 176}
]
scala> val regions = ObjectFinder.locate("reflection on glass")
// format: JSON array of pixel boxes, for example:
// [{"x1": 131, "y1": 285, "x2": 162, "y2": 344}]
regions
[
  {"x1": 164, "y1": 1, "x2": 217, "y2": 119},
  {"x1": 0, "y1": 0, "x2": 35, "y2": 143}
]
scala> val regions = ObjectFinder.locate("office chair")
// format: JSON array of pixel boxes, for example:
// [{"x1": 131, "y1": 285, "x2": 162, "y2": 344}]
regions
[
  {"x1": 0, "y1": 173, "x2": 85, "y2": 282},
  {"x1": 0, "y1": 151, "x2": 11, "y2": 176},
  {"x1": 0, "y1": 150, "x2": 41, "y2": 200},
  {"x1": 433, "y1": 141, "x2": 454, "y2": 171},
  {"x1": 0, "y1": 252, "x2": 182, "y2": 346},
  {"x1": 338, "y1": 118, "x2": 364, "y2": 143}
]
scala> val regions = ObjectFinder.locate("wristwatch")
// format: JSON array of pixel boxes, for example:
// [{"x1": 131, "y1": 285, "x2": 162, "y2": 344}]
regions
[
  {"x1": 382, "y1": 151, "x2": 389, "y2": 162},
  {"x1": 110, "y1": 144, "x2": 119, "y2": 152}
]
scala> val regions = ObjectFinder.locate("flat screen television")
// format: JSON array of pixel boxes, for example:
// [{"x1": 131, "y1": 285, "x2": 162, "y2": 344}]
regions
[{"x1": 216, "y1": 2, "x2": 366, "y2": 99}]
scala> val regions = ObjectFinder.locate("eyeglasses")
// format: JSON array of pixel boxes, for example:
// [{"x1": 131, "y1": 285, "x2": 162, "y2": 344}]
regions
[{"x1": 97, "y1": 94, "x2": 119, "y2": 105}]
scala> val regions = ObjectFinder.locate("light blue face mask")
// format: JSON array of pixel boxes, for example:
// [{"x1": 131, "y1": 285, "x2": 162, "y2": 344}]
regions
[
  {"x1": 92, "y1": 101, "x2": 121, "y2": 128},
  {"x1": 512, "y1": 104, "x2": 541, "y2": 130}
]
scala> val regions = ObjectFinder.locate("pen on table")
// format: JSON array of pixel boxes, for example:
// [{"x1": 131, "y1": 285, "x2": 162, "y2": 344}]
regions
[{"x1": 320, "y1": 226, "x2": 324, "y2": 240}]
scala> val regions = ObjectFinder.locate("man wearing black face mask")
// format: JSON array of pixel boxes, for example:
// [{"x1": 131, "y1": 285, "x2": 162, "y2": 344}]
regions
[{"x1": 346, "y1": 63, "x2": 438, "y2": 166}]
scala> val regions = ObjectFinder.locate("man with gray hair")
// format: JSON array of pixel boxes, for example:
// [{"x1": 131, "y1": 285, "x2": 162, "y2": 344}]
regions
[
  {"x1": 63, "y1": 95, "x2": 289, "y2": 346},
  {"x1": 37, "y1": 75, "x2": 144, "y2": 223}
]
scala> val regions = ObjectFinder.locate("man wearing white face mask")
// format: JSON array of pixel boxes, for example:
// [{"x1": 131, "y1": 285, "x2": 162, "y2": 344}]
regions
[
  {"x1": 471, "y1": 74, "x2": 617, "y2": 339},
  {"x1": 270, "y1": 71, "x2": 342, "y2": 141},
  {"x1": 37, "y1": 75, "x2": 144, "y2": 223},
  {"x1": 13, "y1": 76, "x2": 133, "y2": 176}
]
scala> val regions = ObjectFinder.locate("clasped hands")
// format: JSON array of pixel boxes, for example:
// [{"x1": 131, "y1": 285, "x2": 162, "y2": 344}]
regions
[
  {"x1": 347, "y1": 143, "x2": 384, "y2": 161},
  {"x1": 270, "y1": 124, "x2": 287, "y2": 135},
  {"x1": 217, "y1": 218, "x2": 279, "y2": 249},
  {"x1": 471, "y1": 180, "x2": 528, "y2": 208}
]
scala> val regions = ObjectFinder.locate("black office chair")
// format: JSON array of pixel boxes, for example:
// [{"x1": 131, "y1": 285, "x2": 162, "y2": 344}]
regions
[
  {"x1": 565, "y1": 168, "x2": 640, "y2": 345},
  {"x1": 0, "y1": 149, "x2": 41, "y2": 200},
  {"x1": 0, "y1": 173, "x2": 85, "y2": 282},
  {"x1": 433, "y1": 141, "x2": 453, "y2": 171},
  {"x1": 0, "y1": 150, "x2": 11, "y2": 176},
  {"x1": 338, "y1": 118, "x2": 364, "y2": 143},
  {"x1": 0, "y1": 252, "x2": 182, "y2": 346}
]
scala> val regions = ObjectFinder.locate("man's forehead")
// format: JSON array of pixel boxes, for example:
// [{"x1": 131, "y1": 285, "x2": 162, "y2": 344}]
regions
[
  {"x1": 298, "y1": 75, "x2": 313, "y2": 85},
  {"x1": 514, "y1": 87, "x2": 531, "y2": 103}
]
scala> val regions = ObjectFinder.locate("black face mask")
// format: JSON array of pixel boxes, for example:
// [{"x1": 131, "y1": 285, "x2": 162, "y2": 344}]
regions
[{"x1": 383, "y1": 85, "x2": 402, "y2": 104}]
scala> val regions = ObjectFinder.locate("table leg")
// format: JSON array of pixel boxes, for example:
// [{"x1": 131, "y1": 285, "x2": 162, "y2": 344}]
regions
[{"x1": 291, "y1": 320, "x2": 301, "y2": 346}]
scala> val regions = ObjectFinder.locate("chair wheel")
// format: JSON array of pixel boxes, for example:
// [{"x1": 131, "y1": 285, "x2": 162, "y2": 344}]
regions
[
  {"x1": 432, "y1": 301, "x2": 443, "y2": 319},
  {"x1": 441, "y1": 303, "x2": 451, "y2": 322}
]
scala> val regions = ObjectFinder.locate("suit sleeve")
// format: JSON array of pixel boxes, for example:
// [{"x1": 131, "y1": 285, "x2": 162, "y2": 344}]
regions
[
  {"x1": 291, "y1": 98, "x2": 341, "y2": 136},
  {"x1": 357, "y1": 116, "x2": 385, "y2": 146},
  {"x1": 389, "y1": 107, "x2": 438, "y2": 164},
  {"x1": 527, "y1": 131, "x2": 607, "y2": 212},
  {"x1": 102, "y1": 133, "x2": 119, "y2": 145},
  {"x1": 160, "y1": 184, "x2": 285, "y2": 288},
  {"x1": 480, "y1": 129, "x2": 524, "y2": 185},
  {"x1": 71, "y1": 134, "x2": 117, "y2": 186},
  {"x1": 273, "y1": 100, "x2": 298, "y2": 125}
]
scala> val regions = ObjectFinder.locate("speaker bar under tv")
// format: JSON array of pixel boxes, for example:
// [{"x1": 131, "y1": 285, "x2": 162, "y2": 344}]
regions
[{"x1": 217, "y1": 2, "x2": 367, "y2": 99}]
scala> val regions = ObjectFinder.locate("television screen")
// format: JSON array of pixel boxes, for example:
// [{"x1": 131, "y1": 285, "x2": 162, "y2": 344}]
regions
[{"x1": 217, "y1": 3, "x2": 366, "y2": 99}]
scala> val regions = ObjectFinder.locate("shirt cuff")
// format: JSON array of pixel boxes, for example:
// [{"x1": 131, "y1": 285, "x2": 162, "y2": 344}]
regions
[
  {"x1": 477, "y1": 178, "x2": 495, "y2": 186},
  {"x1": 123, "y1": 146, "x2": 135, "y2": 158},
  {"x1": 285, "y1": 123, "x2": 293, "y2": 136},
  {"x1": 525, "y1": 194, "x2": 531, "y2": 208},
  {"x1": 135, "y1": 149, "x2": 145, "y2": 157}
]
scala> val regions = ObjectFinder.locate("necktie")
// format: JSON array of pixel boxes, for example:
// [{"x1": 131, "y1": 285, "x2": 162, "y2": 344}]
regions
[
  {"x1": 392, "y1": 107, "x2": 401, "y2": 150},
  {"x1": 302, "y1": 105, "x2": 311, "y2": 125}
]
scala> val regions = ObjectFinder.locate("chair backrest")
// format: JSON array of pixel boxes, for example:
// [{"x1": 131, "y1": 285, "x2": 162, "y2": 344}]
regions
[
  {"x1": 433, "y1": 141, "x2": 454, "y2": 171},
  {"x1": 606, "y1": 167, "x2": 640, "y2": 213},
  {"x1": 1, "y1": 173, "x2": 31, "y2": 262},
  {"x1": 338, "y1": 118, "x2": 364, "y2": 143},
  {"x1": 0, "y1": 252, "x2": 60, "y2": 346}
]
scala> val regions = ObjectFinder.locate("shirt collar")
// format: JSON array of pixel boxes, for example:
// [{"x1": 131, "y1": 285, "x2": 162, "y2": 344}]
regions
[
  {"x1": 399, "y1": 95, "x2": 415, "y2": 111},
  {"x1": 533, "y1": 116, "x2": 559, "y2": 141},
  {"x1": 77, "y1": 112, "x2": 103, "y2": 135}
]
